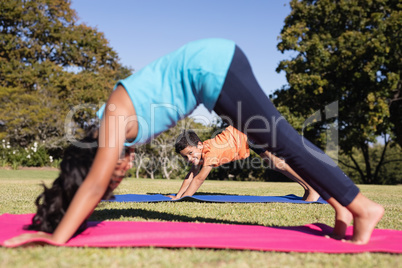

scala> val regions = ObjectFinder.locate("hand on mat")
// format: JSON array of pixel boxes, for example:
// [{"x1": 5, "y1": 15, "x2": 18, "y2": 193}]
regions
[
  {"x1": 166, "y1": 194, "x2": 180, "y2": 200},
  {"x1": 4, "y1": 232, "x2": 56, "y2": 247}
]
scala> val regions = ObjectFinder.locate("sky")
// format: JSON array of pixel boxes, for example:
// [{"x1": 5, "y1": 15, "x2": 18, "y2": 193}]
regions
[{"x1": 70, "y1": 0, "x2": 293, "y2": 122}]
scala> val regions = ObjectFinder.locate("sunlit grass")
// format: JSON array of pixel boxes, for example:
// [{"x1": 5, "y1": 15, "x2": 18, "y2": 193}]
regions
[{"x1": 0, "y1": 170, "x2": 401, "y2": 268}]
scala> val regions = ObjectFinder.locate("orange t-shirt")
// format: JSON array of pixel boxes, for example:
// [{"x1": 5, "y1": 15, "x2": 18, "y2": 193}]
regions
[{"x1": 202, "y1": 126, "x2": 250, "y2": 167}]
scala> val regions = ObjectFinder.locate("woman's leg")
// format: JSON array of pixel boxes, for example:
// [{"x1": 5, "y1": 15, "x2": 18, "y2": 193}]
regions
[
  {"x1": 213, "y1": 45, "x2": 383, "y2": 243},
  {"x1": 325, "y1": 197, "x2": 353, "y2": 239},
  {"x1": 345, "y1": 193, "x2": 384, "y2": 244},
  {"x1": 214, "y1": 45, "x2": 359, "y2": 206}
]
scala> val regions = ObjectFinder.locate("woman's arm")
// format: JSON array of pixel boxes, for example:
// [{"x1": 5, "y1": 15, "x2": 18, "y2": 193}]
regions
[
  {"x1": 52, "y1": 149, "x2": 121, "y2": 243},
  {"x1": 5, "y1": 86, "x2": 137, "y2": 246},
  {"x1": 54, "y1": 86, "x2": 137, "y2": 243},
  {"x1": 54, "y1": 86, "x2": 139, "y2": 243}
]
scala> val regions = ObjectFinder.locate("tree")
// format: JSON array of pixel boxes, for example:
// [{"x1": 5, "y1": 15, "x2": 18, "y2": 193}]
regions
[
  {"x1": 338, "y1": 141, "x2": 402, "y2": 185},
  {"x1": 0, "y1": 0, "x2": 131, "y2": 149},
  {"x1": 273, "y1": 0, "x2": 401, "y2": 184}
]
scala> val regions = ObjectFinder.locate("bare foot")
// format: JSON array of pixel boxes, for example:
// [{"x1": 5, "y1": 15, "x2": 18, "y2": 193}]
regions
[
  {"x1": 349, "y1": 201, "x2": 384, "y2": 244},
  {"x1": 326, "y1": 197, "x2": 353, "y2": 240},
  {"x1": 302, "y1": 189, "x2": 320, "y2": 202},
  {"x1": 331, "y1": 207, "x2": 353, "y2": 239}
]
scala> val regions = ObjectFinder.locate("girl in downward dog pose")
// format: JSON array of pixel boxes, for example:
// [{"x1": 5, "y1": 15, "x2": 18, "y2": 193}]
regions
[{"x1": 5, "y1": 38, "x2": 383, "y2": 246}]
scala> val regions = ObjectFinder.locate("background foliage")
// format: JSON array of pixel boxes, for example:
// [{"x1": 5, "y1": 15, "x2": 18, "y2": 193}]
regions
[
  {"x1": 272, "y1": 0, "x2": 401, "y2": 184},
  {"x1": 0, "y1": 0, "x2": 400, "y2": 184},
  {"x1": 0, "y1": 0, "x2": 131, "y2": 152}
]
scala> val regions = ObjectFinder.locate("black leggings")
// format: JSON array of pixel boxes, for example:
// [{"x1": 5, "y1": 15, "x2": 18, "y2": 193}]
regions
[{"x1": 214, "y1": 45, "x2": 359, "y2": 205}]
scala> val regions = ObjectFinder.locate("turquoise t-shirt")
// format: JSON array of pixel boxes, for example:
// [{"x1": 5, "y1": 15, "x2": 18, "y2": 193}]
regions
[{"x1": 98, "y1": 38, "x2": 236, "y2": 145}]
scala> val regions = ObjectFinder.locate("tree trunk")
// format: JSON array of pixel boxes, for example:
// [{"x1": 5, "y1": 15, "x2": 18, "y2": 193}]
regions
[
  {"x1": 360, "y1": 143, "x2": 373, "y2": 184},
  {"x1": 373, "y1": 138, "x2": 390, "y2": 184},
  {"x1": 349, "y1": 154, "x2": 366, "y2": 183},
  {"x1": 389, "y1": 82, "x2": 402, "y2": 148},
  {"x1": 136, "y1": 159, "x2": 142, "y2": 179},
  {"x1": 162, "y1": 160, "x2": 170, "y2": 180}
]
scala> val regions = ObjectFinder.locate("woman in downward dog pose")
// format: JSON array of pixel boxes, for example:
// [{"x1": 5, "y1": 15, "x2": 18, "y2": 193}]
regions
[{"x1": 5, "y1": 38, "x2": 383, "y2": 246}]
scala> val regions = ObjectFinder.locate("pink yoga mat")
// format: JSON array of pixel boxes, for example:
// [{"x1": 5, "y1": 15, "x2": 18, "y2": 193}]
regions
[{"x1": 1, "y1": 214, "x2": 401, "y2": 253}]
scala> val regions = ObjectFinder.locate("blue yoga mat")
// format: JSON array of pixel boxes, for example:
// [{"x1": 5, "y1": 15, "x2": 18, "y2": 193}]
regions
[{"x1": 104, "y1": 194, "x2": 328, "y2": 204}]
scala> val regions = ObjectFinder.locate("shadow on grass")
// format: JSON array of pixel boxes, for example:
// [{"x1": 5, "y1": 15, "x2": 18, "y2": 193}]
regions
[
  {"x1": 87, "y1": 209, "x2": 334, "y2": 239},
  {"x1": 90, "y1": 207, "x2": 260, "y2": 226}
]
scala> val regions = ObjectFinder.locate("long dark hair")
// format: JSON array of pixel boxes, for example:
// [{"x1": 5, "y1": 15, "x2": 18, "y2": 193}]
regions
[{"x1": 27, "y1": 128, "x2": 114, "y2": 233}]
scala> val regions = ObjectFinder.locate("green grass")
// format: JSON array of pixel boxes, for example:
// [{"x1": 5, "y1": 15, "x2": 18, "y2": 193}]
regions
[{"x1": 0, "y1": 170, "x2": 401, "y2": 267}]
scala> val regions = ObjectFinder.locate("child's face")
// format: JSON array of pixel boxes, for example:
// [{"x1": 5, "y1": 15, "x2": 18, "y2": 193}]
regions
[{"x1": 179, "y1": 142, "x2": 203, "y2": 166}]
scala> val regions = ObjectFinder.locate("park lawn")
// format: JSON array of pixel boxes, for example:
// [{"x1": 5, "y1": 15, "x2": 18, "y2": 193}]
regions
[{"x1": 0, "y1": 170, "x2": 401, "y2": 268}]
